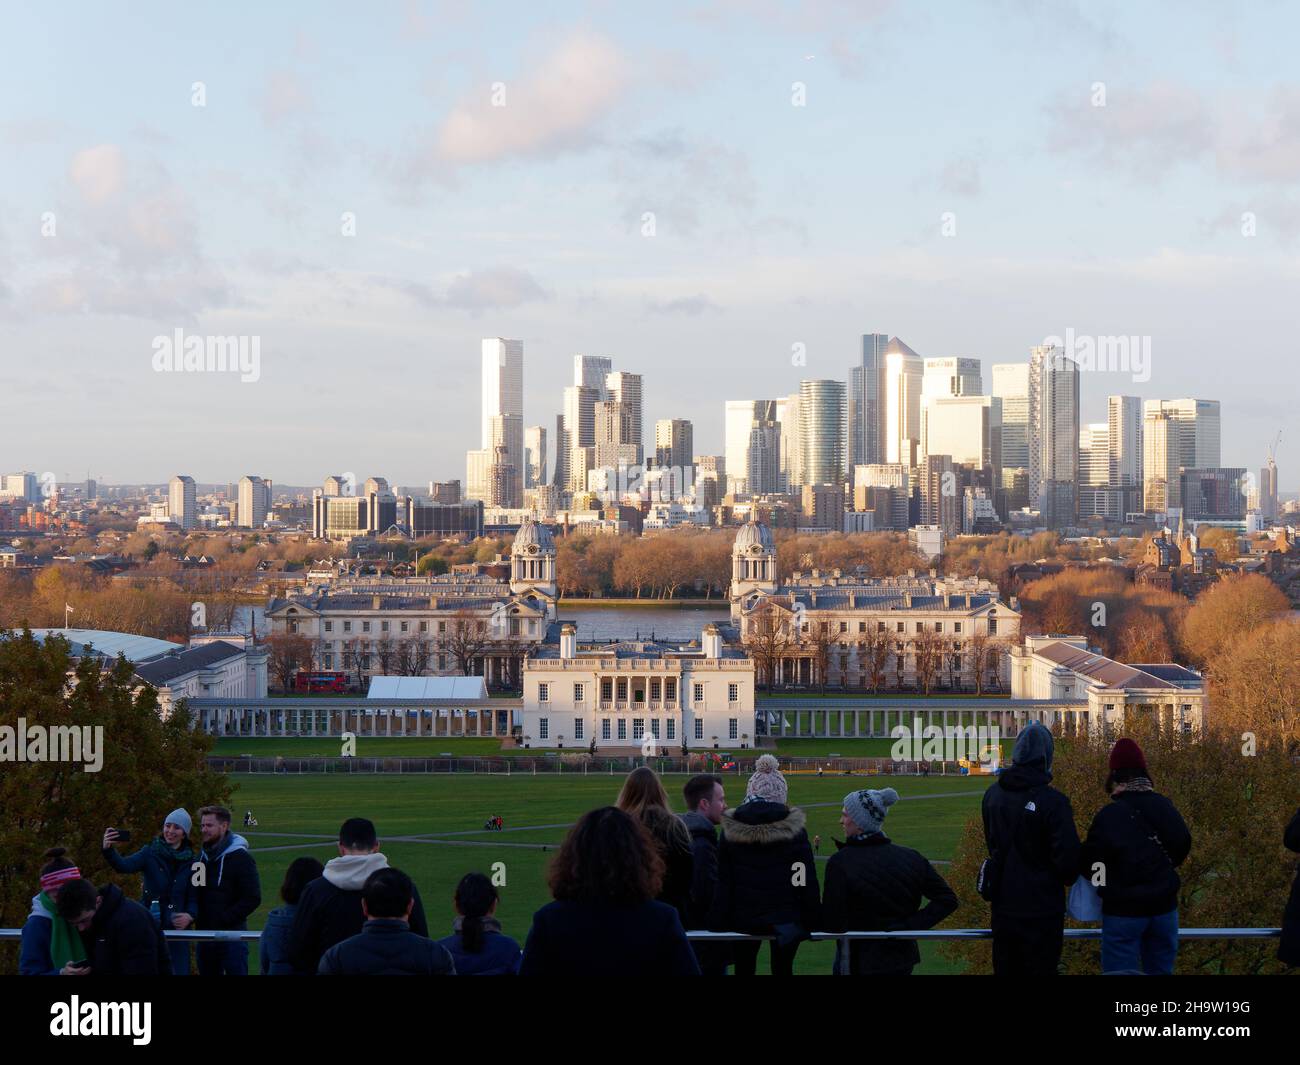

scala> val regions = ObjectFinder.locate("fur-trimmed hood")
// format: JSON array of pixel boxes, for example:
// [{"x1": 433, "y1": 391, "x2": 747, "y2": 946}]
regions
[{"x1": 720, "y1": 801, "x2": 807, "y2": 845}]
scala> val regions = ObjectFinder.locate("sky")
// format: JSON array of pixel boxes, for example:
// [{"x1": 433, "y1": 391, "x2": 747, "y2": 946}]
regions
[{"x1": 1, "y1": 0, "x2": 1297, "y2": 490}]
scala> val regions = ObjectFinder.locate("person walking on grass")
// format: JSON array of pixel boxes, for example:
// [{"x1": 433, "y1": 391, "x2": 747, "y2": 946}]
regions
[
  {"x1": 1080, "y1": 738, "x2": 1191, "y2": 976},
  {"x1": 823, "y1": 788, "x2": 957, "y2": 976},
  {"x1": 102, "y1": 809, "x2": 199, "y2": 976}
]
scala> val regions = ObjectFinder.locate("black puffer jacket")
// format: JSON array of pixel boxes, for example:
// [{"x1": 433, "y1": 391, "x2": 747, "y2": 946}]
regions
[
  {"x1": 709, "y1": 799, "x2": 820, "y2": 934},
  {"x1": 823, "y1": 833, "x2": 958, "y2": 974},
  {"x1": 638, "y1": 806, "x2": 694, "y2": 927},
  {"x1": 1080, "y1": 788, "x2": 1191, "y2": 918},
  {"x1": 318, "y1": 919, "x2": 455, "y2": 976},
  {"x1": 1277, "y1": 807, "x2": 1300, "y2": 967},
  {"x1": 82, "y1": 884, "x2": 172, "y2": 976},
  {"x1": 981, "y1": 726, "x2": 1080, "y2": 919},
  {"x1": 680, "y1": 811, "x2": 719, "y2": 930}
]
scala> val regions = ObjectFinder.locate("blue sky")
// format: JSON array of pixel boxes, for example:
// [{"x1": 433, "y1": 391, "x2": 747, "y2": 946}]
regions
[{"x1": 2, "y1": 0, "x2": 1297, "y2": 488}]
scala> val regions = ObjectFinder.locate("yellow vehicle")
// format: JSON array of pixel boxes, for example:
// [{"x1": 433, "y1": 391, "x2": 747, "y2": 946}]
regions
[{"x1": 959, "y1": 744, "x2": 1002, "y2": 775}]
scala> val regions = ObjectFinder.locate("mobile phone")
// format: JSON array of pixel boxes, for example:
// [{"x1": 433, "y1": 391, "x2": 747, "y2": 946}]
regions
[
  {"x1": 70, "y1": 959, "x2": 88, "y2": 968},
  {"x1": 115, "y1": 830, "x2": 131, "y2": 843}
]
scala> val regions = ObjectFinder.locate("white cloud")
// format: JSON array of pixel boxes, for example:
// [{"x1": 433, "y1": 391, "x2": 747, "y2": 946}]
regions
[
  {"x1": 69, "y1": 144, "x2": 126, "y2": 205},
  {"x1": 436, "y1": 28, "x2": 629, "y2": 163}
]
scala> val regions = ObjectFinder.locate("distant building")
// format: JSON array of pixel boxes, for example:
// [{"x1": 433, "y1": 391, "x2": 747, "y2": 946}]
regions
[
  {"x1": 168, "y1": 475, "x2": 197, "y2": 531},
  {"x1": 238, "y1": 475, "x2": 272, "y2": 528}
]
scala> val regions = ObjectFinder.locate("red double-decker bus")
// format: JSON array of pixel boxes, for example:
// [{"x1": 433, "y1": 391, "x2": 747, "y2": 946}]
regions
[{"x1": 293, "y1": 671, "x2": 348, "y2": 693}]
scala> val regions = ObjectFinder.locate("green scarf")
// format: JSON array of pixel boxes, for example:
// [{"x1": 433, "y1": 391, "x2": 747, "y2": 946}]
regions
[
  {"x1": 38, "y1": 891, "x2": 84, "y2": 971},
  {"x1": 149, "y1": 835, "x2": 195, "y2": 865}
]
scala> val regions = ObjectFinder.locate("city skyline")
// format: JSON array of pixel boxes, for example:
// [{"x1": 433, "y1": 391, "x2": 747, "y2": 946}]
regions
[{"x1": 2, "y1": 3, "x2": 1297, "y2": 486}]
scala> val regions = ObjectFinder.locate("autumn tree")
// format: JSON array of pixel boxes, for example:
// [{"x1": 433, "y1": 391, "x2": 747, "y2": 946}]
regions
[
  {"x1": 0, "y1": 629, "x2": 228, "y2": 974},
  {"x1": 942, "y1": 719, "x2": 1298, "y2": 974},
  {"x1": 1180, "y1": 574, "x2": 1289, "y2": 670}
]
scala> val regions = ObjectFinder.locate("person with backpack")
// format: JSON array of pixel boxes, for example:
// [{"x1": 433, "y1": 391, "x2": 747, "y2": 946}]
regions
[
  {"x1": 1080, "y1": 738, "x2": 1192, "y2": 975},
  {"x1": 1280, "y1": 806, "x2": 1300, "y2": 969},
  {"x1": 102, "y1": 809, "x2": 199, "y2": 976},
  {"x1": 980, "y1": 722, "x2": 1080, "y2": 976}
]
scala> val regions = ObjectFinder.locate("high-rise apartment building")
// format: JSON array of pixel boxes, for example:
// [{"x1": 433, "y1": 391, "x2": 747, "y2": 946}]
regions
[
  {"x1": 654, "y1": 419, "x2": 694, "y2": 470},
  {"x1": 604, "y1": 372, "x2": 643, "y2": 464},
  {"x1": 725, "y1": 400, "x2": 781, "y2": 496},
  {"x1": 798, "y1": 380, "x2": 847, "y2": 486},
  {"x1": 778, "y1": 392, "x2": 802, "y2": 491},
  {"x1": 561, "y1": 384, "x2": 598, "y2": 493},
  {"x1": 1028, "y1": 345, "x2": 1079, "y2": 526},
  {"x1": 168, "y1": 475, "x2": 197, "y2": 530},
  {"x1": 238, "y1": 475, "x2": 272, "y2": 529}
]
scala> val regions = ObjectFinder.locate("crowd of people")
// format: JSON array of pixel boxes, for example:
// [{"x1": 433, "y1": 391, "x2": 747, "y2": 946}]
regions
[{"x1": 18, "y1": 737, "x2": 1300, "y2": 976}]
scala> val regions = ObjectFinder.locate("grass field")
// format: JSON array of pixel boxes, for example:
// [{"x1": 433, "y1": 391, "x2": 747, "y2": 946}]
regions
[{"x1": 206, "y1": 772, "x2": 989, "y2": 975}]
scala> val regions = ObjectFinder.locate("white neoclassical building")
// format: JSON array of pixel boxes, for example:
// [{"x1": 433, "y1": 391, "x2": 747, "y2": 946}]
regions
[
  {"x1": 1009, "y1": 635, "x2": 1206, "y2": 735},
  {"x1": 265, "y1": 517, "x2": 559, "y2": 688},
  {"x1": 729, "y1": 517, "x2": 1021, "y2": 691},
  {"x1": 521, "y1": 623, "x2": 756, "y2": 750}
]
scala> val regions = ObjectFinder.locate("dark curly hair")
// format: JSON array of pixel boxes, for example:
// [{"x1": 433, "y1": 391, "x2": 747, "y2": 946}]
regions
[{"x1": 547, "y1": 806, "x2": 664, "y2": 906}]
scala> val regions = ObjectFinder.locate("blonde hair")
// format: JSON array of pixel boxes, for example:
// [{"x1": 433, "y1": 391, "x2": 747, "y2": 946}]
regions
[{"x1": 616, "y1": 766, "x2": 671, "y2": 817}]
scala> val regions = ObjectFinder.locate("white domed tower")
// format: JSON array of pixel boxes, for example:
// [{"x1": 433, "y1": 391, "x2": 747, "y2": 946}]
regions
[
  {"x1": 511, "y1": 517, "x2": 558, "y2": 616},
  {"x1": 730, "y1": 516, "x2": 778, "y2": 619}
]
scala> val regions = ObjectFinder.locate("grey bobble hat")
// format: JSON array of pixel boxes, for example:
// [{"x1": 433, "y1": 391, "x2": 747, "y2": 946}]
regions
[{"x1": 843, "y1": 788, "x2": 899, "y2": 836}]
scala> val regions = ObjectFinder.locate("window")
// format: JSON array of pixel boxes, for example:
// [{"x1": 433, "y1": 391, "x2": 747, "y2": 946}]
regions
[
  {"x1": 650, "y1": 719, "x2": 660, "y2": 739},
  {"x1": 934, "y1": 622, "x2": 942, "y2": 633},
  {"x1": 382, "y1": 621, "x2": 390, "y2": 632},
  {"x1": 400, "y1": 621, "x2": 408, "y2": 633},
  {"x1": 666, "y1": 719, "x2": 675, "y2": 740},
  {"x1": 343, "y1": 621, "x2": 352, "y2": 634},
  {"x1": 728, "y1": 683, "x2": 739, "y2": 703},
  {"x1": 858, "y1": 621, "x2": 866, "y2": 633},
  {"x1": 988, "y1": 618, "x2": 998, "y2": 635},
  {"x1": 324, "y1": 621, "x2": 333, "y2": 633},
  {"x1": 650, "y1": 678, "x2": 661, "y2": 700},
  {"x1": 438, "y1": 655, "x2": 447, "y2": 670},
  {"x1": 361, "y1": 654, "x2": 371, "y2": 670},
  {"x1": 439, "y1": 621, "x2": 446, "y2": 634},
  {"x1": 476, "y1": 621, "x2": 485, "y2": 633},
  {"x1": 953, "y1": 622, "x2": 962, "y2": 634},
  {"x1": 573, "y1": 683, "x2": 584, "y2": 702},
  {"x1": 694, "y1": 719, "x2": 703, "y2": 739},
  {"x1": 617, "y1": 719, "x2": 627, "y2": 740},
  {"x1": 539, "y1": 718, "x2": 549, "y2": 740},
  {"x1": 574, "y1": 718, "x2": 584, "y2": 740},
  {"x1": 839, "y1": 621, "x2": 847, "y2": 633},
  {"x1": 323, "y1": 654, "x2": 332, "y2": 669},
  {"x1": 915, "y1": 622, "x2": 924, "y2": 633},
  {"x1": 538, "y1": 683, "x2": 549, "y2": 703},
  {"x1": 419, "y1": 621, "x2": 428, "y2": 632},
  {"x1": 693, "y1": 683, "x2": 704, "y2": 702},
  {"x1": 616, "y1": 678, "x2": 628, "y2": 700},
  {"x1": 509, "y1": 618, "x2": 521, "y2": 636},
  {"x1": 601, "y1": 678, "x2": 613, "y2": 701},
  {"x1": 877, "y1": 621, "x2": 885, "y2": 632},
  {"x1": 601, "y1": 718, "x2": 611, "y2": 740},
  {"x1": 896, "y1": 622, "x2": 904, "y2": 633},
  {"x1": 665, "y1": 678, "x2": 677, "y2": 701},
  {"x1": 633, "y1": 719, "x2": 645, "y2": 740},
  {"x1": 728, "y1": 718, "x2": 738, "y2": 740},
  {"x1": 363, "y1": 621, "x2": 371, "y2": 633}
]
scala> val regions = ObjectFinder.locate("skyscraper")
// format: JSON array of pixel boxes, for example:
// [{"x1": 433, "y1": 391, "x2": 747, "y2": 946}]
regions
[
  {"x1": 884, "y1": 339, "x2": 923, "y2": 467},
  {"x1": 168, "y1": 475, "x2": 196, "y2": 530},
  {"x1": 921, "y1": 357, "x2": 982, "y2": 399},
  {"x1": 991, "y1": 363, "x2": 1030, "y2": 470},
  {"x1": 525, "y1": 425, "x2": 547, "y2": 489},
  {"x1": 848, "y1": 333, "x2": 889, "y2": 468},
  {"x1": 471, "y1": 338, "x2": 524, "y2": 504},
  {"x1": 777, "y1": 392, "x2": 802, "y2": 491},
  {"x1": 1108, "y1": 395, "x2": 1143, "y2": 517},
  {"x1": 725, "y1": 400, "x2": 778, "y2": 496},
  {"x1": 574, "y1": 355, "x2": 613, "y2": 393},
  {"x1": 1142, "y1": 399, "x2": 1220, "y2": 513},
  {"x1": 1028, "y1": 345, "x2": 1079, "y2": 526},
  {"x1": 798, "y1": 379, "x2": 847, "y2": 486},
  {"x1": 561, "y1": 384, "x2": 597, "y2": 493}
]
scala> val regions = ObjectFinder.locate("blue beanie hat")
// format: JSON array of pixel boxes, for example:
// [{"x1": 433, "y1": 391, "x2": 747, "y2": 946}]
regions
[
  {"x1": 844, "y1": 787, "x2": 899, "y2": 836},
  {"x1": 164, "y1": 808, "x2": 192, "y2": 835}
]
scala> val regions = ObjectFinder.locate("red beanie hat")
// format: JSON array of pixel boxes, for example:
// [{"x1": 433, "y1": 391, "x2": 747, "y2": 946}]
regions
[{"x1": 1109, "y1": 737, "x2": 1148, "y2": 773}]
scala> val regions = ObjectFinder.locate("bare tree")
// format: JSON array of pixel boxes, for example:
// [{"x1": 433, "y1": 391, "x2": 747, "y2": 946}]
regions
[
  {"x1": 864, "y1": 628, "x2": 890, "y2": 693},
  {"x1": 742, "y1": 603, "x2": 792, "y2": 691},
  {"x1": 264, "y1": 633, "x2": 313, "y2": 693},
  {"x1": 445, "y1": 610, "x2": 489, "y2": 677},
  {"x1": 913, "y1": 627, "x2": 944, "y2": 696}
]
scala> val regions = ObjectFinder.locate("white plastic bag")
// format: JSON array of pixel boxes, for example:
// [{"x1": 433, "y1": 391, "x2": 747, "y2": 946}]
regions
[{"x1": 1067, "y1": 874, "x2": 1103, "y2": 922}]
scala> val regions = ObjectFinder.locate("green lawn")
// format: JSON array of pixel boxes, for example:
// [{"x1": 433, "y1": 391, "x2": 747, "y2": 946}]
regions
[
  {"x1": 186, "y1": 773, "x2": 989, "y2": 976},
  {"x1": 772, "y1": 737, "x2": 1015, "y2": 759}
]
